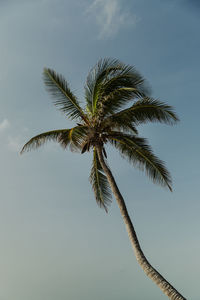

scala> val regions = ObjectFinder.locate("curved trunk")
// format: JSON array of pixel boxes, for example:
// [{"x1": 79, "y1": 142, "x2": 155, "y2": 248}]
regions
[{"x1": 96, "y1": 146, "x2": 186, "y2": 300}]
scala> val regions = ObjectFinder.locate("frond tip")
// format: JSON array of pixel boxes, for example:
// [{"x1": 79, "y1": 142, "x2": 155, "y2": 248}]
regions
[{"x1": 90, "y1": 148, "x2": 112, "y2": 212}]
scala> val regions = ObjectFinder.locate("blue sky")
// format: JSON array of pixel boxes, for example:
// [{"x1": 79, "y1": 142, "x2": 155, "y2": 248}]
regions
[{"x1": 0, "y1": 0, "x2": 199, "y2": 299}]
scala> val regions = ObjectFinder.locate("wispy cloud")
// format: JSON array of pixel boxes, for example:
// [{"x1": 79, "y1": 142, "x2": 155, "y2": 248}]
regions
[
  {"x1": 0, "y1": 119, "x2": 10, "y2": 132},
  {"x1": 7, "y1": 136, "x2": 22, "y2": 152},
  {"x1": 7, "y1": 127, "x2": 29, "y2": 153},
  {"x1": 86, "y1": 0, "x2": 139, "y2": 39},
  {"x1": 0, "y1": 119, "x2": 22, "y2": 152}
]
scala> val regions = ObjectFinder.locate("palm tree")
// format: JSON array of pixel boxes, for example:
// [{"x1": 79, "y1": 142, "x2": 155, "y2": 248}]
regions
[{"x1": 21, "y1": 58, "x2": 186, "y2": 299}]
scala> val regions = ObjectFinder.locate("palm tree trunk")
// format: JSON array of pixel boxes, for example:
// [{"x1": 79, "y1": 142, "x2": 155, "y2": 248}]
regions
[{"x1": 96, "y1": 146, "x2": 186, "y2": 300}]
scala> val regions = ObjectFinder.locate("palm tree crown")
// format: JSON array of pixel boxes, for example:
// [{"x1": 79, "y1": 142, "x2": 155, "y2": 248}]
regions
[{"x1": 21, "y1": 58, "x2": 178, "y2": 212}]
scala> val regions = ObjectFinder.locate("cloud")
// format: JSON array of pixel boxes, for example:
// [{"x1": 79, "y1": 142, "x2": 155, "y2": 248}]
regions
[
  {"x1": 86, "y1": 0, "x2": 139, "y2": 39},
  {"x1": 0, "y1": 119, "x2": 22, "y2": 152},
  {"x1": 7, "y1": 136, "x2": 22, "y2": 152},
  {"x1": 0, "y1": 119, "x2": 10, "y2": 132}
]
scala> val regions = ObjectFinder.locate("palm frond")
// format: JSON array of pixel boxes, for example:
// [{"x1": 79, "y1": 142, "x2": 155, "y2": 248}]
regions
[
  {"x1": 107, "y1": 98, "x2": 179, "y2": 126},
  {"x1": 43, "y1": 68, "x2": 89, "y2": 123},
  {"x1": 85, "y1": 58, "x2": 123, "y2": 114},
  {"x1": 63, "y1": 126, "x2": 88, "y2": 152},
  {"x1": 90, "y1": 147, "x2": 112, "y2": 212},
  {"x1": 99, "y1": 81, "x2": 147, "y2": 117},
  {"x1": 108, "y1": 132, "x2": 172, "y2": 191},
  {"x1": 102, "y1": 117, "x2": 138, "y2": 135},
  {"x1": 20, "y1": 126, "x2": 88, "y2": 154},
  {"x1": 85, "y1": 58, "x2": 150, "y2": 117},
  {"x1": 20, "y1": 129, "x2": 69, "y2": 154}
]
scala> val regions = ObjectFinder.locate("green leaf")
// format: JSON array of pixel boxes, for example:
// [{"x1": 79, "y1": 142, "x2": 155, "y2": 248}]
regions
[
  {"x1": 65, "y1": 126, "x2": 88, "y2": 152},
  {"x1": 90, "y1": 148, "x2": 112, "y2": 212},
  {"x1": 85, "y1": 58, "x2": 149, "y2": 117},
  {"x1": 108, "y1": 97, "x2": 179, "y2": 126},
  {"x1": 108, "y1": 132, "x2": 172, "y2": 191},
  {"x1": 102, "y1": 116, "x2": 138, "y2": 135},
  {"x1": 20, "y1": 126, "x2": 88, "y2": 154},
  {"x1": 85, "y1": 58, "x2": 123, "y2": 114},
  {"x1": 20, "y1": 129, "x2": 69, "y2": 153},
  {"x1": 43, "y1": 68, "x2": 88, "y2": 122}
]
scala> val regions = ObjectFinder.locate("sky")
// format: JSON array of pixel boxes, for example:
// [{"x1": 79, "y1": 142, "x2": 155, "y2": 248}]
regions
[{"x1": 0, "y1": 0, "x2": 200, "y2": 299}]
